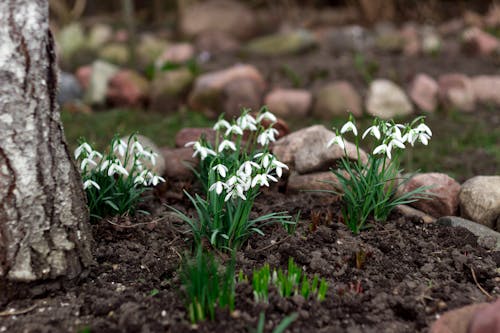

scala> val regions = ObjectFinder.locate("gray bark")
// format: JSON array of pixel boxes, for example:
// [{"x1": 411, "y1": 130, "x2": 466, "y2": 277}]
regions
[{"x1": 0, "y1": 0, "x2": 92, "y2": 286}]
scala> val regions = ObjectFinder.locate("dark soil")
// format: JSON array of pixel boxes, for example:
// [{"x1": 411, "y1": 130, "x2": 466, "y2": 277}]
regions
[{"x1": 1, "y1": 182, "x2": 499, "y2": 333}]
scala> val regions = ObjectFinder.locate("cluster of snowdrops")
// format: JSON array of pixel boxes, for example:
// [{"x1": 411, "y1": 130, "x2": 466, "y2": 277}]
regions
[{"x1": 74, "y1": 108, "x2": 432, "y2": 326}]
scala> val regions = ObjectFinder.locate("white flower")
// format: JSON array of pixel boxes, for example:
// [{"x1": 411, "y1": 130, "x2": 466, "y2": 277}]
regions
[
  {"x1": 114, "y1": 139, "x2": 128, "y2": 157},
  {"x1": 148, "y1": 174, "x2": 165, "y2": 186},
  {"x1": 75, "y1": 143, "x2": 93, "y2": 159},
  {"x1": 257, "y1": 128, "x2": 279, "y2": 146},
  {"x1": 226, "y1": 175, "x2": 239, "y2": 187},
  {"x1": 271, "y1": 159, "x2": 288, "y2": 178},
  {"x1": 225, "y1": 125, "x2": 244, "y2": 136},
  {"x1": 340, "y1": 121, "x2": 358, "y2": 136},
  {"x1": 415, "y1": 123, "x2": 432, "y2": 137},
  {"x1": 417, "y1": 133, "x2": 431, "y2": 145},
  {"x1": 224, "y1": 184, "x2": 246, "y2": 201},
  {"x1": 107, "y1": 161, "x2": 129, "y2": 177},
  {"x1": 209, "y1": 181, "x2": 227, "y2": 195},
  {"x1": 251, "y1": 174, "x2": 270, "y2": 188},
  {"x1": 213, "y1": 119, "x2": 231, "y2": 131},
  {"x1": 257, "y1": 111, "x2": 277, "y2": 123},
  {"x1": 134, "y1": 170, "x2": 148, "y2": 186},
  {"x1": 388, "y1": 138, "x2": 405, "y2": 150},
  {"x1": 237, "y1": 114, "x2": 257, "y2": 131},
  {"x1": 190, "y1": 142, "x2": 217, "y2": 160},
  {"x1": 362, "y1": 125, "x2": 381, "y2": 140},
  {"x1": 212, "y1": 164, "x2": 229, "y2": 178},
  {"x1": 373, "y1": 144, "x2": 392, "y2": 159},
  {"x1": 218, "y1": 140, "x2": 237, "y2": 153},
  {"x1": 239, "y1": 161, "x2": 260, "y2": 177},
  {"x1": 83, "y1": 179, "x2": 100, "y2": 190},
  {"x1": 80, "y1": 157, "x2": 97, "y2": 171},
  {"x1": 327, "y1": 135, "x2": 345, "y2": 150},
  {"x1": 88, "y1": 150, "x2": 103, "y2": 160},
  {"x1": 254, "y1": 152, "x2": 271, "y2": 168},
  {"x1": 132, "y1": 141, "x2": 144, "y2": 154}
]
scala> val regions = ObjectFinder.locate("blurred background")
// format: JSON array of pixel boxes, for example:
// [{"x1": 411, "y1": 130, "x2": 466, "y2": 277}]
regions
[{"x1": 52, "y1": 0, "x2": 500, "y2": 182}]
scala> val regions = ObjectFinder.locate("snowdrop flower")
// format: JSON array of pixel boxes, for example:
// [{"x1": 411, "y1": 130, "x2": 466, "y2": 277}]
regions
[
  {"x1": 83, "y1": 179, "x2": 100, "y2": 190},
  {"x1": 271, "y1": 159, "x2": 288, "y2": 178},
  {"x1": 88, "y1": 150, "x2": 103, "y2": 160},
  {"x1": 340, "y1": 121, "x2": 358, "y2": 136},
  {"x1": 257, "y1": 128, "x2": 279, "y2": 146},
  {"x1": 239, "y1": 161, "x2": 260, "y2": 177},
  {"x1": 226, "y1": 175, "x2": 239, "y2": 187},
  {"x1": 224, "y1": 184, "x2": 246, "y2": 201},
  {"x1": 218, "y1": 140, "x2": 237, "y2": 153},
  {"x1": 212, "y1": 164, "x2": 229, "y2": 178},
  {"x1": 225, "y1": 124, "x2": 244, "y2": 136},
  {"x1": 75, "y1": 142, "x2": 93, "y2": 159},
  {"x1": 213, "y1": 119, "x2": 231, "y2": 131},
  {"x1": 257, "y1": 111, "x2": 277, "y2": 123},
  {"x1": 373, "y1": 144, "x2": 392, "y2": 159},
  {"x1": 107, "y1": 161, "x2": 129, "y2": 177},
  {"x1": 80, "y1": 157, "x2": 97, "y2": 171},
  {"x1": 251, "y1": 174, "x2": 270, "y2": 188},
  {"x1": 114, "y1": 139, "x2": 128, "y2": 157},
  {"x1": 417, "y1": 133, "x2": 431, "y2": 145},
  {"x1": 237, "y1": 114, "x2": 257, "y2": 131},
  {"x1": 327, "y1": 135, "x2": 345, "y2": 150},
  {"x1": 362, "y1": 125, "x2": 381, "y2": 140},
  {"x1": 148, "y1": 173, "x2": 165, "y2": 186},
  {"x1": 415, "y1": 123, "x2": 432, "y2": 137},
  {"x1": 134, "y1": 170, "x2": 148, "y2": 186},
  {"x1": 132, "y1": 141, "x2": 144, "y2": 154},
  {"x1": 209, "y1": 181, "x2": 227, "y2": 195},
  {"x1": 188, "y1": 141, "x2": 217, "y2": 160},
  {"x1": 388, "y1": 138, "x2": 405, "y2": 150}
]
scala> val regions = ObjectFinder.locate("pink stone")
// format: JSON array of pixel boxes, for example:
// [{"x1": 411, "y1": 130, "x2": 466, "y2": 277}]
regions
[
  {"x1": 401, "y1": 24, "x2": 421, "y2": 56},
  {"x1": 75, "y1": 65, "x2": 92, "y2": 90},
  {"x1": 471, "y1": 75, "x2": 500, "y2": 106},
  {"x1": 430, "y1": 303, "x2": 489, "y2": 333},
  {"x1": 264, "y1": 88, "x2": 312, "y2": 118},
  {"x1": 161, "y1": 147, "x2": 198, "y2": 180},
  {"x1": 462, "y1": 27, "x2": 500, "y2": 56},
  {"x1": 156, "y1": 43, "x2": 195, "y2": 65},
  {"x1": 398, "y1": 173, "x2": 461, "y2": 218},
  {"x1": 106, "y1": 70, "x2": 149, "y2": 107},
  {"x1": 313, "y1": 81, "x2": 363, "y2": 119},
  {"x1": 409, "y1": 73, "x2": 439, "y2": 112},
  {"x1": 174, "y1": 127, "x2": 217, "y2": 148},
  {"x1": 469, "y1": 298, "x2": 500, "y2": 333},
  {"x1": 438, "y1": 73, "x2": 476, "y2": 112}
]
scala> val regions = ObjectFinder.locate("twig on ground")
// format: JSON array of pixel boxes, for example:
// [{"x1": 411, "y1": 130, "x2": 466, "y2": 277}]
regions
[
  {"x1": 470, "y1": 267, "x2": 493, "y2": 300},
  {"x1": 0, "y1": 304, "x2": 37, "y2": 317},
  {"x1": 254, "y1": 236, "x2": 291, "y2": 253}
]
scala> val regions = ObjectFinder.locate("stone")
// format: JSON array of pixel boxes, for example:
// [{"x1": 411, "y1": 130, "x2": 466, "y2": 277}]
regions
[
  {"x1": 400, "y1": 24, "x2": 420, "y2": 56},
  {"x1": 272, "y1": 125, "x2": 367, "y2": 173},
  {"x1": 429, "y1": 303, "x2": 489, "y2": 333},
  {"x1": 469, "y1": 298, "x2": 500, "y2": 333},
  {"x1": 56, "y1": 22, "x2": 86, "y2": 59},
  {"x1": 438, "y1": 74, "x2": 476, "y2": 112},
  {"x1": 398, "y1": 173, "x2": 461, "y2": 218},
  {"x1": 98, "y1": 43, "x2": 130, "y2": 66},
  {"x1": 106, "y1": 70, "x2": 149, "y2": 107},
  {"x1": 459, "y1": 176, "x2": 500, "y2": 231},
  {"x1": 57, "y1": 72, "x2": 83, "y2": 106},
  {"x1": 161, "y1": 147, "x2": 198, "y2": 180},
  {"x1": 313, "y1": 81, "x2": 362, "y2": 119},
  {"x1": 188, "y1": 64, "x2": 266, "y2": 118},
  {"x1": 409, "y1": 73, "x2": 439, "y2": 112},
  {"x1": 136, "y1": 34, "x2": 168, "y2": 68},
  {"x1": 421, "y1": 26, "x2": 442, "y2": 55},
  {"x1": 437, "y1": 216, "x2": 500, "y2": 251},
  {"x1": 471, "y1": 75, "x2": 500, "y2": 106},
  {"x1": 84, "y1": 61, "x2": 119, "y2": 105},
  {"x1": 155, "y1": 43, "x2": 195, "y2": 66},
  {"x1": 87, "y1": 23, "x2": 113, "y2": 49},
  {"x1": 180, "y1": 0, "x2": 256, "y2": 40},
  {"x1": 120, "y1": 135, "x2": 165, "y2": 176},
  {"x1": 75, "y1": 65, "x2": 92, "y2": 90},
  {"x1": 264, "y1": 88, "x2": 312, "y2": 118},
  {"x1": 366, "y1": 79, "x2": 413, "y2": 119},
  {"x1": 150, "y1": 68, "x2": 194, "y2": 112},
  {"x1": 326, "y1": 25, "x2": 373, "y2": 53},
  {"x1": 175, "y1": 128, "x2": 217, "y2": 148},
  {"x1": 485, "y1": 5, "x2": 500, "y2": 28},
  {"x1": 375, "y1": 30, "x2": 405, "y2": 53},
  {"x1": 244, "y1": 29, "x2": 317, "y2": 56},
  {"x1": 195, "y1": 31, "x2": 241, "y2": 53},
  {"x1": 462, "y1": 27, "x2": 500, "y2": 56},
  {"x1": 438, "y1": 19, "x2": 465, "y2": 36},
  {"x1": 287, "y1": 171, "x2": 341, "y2": 193}
]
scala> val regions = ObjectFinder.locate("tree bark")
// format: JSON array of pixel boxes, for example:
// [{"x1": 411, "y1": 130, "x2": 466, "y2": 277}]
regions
[{"x1": 0, "y1": 0, "x2": 92, "y2": 291}]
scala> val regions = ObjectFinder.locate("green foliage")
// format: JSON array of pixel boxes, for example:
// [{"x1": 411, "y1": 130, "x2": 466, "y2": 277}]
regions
[
  {"x1": 354, "y1": 53, "x2": 379, "y2": 85},
  {"x1": 169, "y1": 108, "x2": 294, "y2": 251},
  {"x1": 253, "y1": 312, "x2": 299, "y2": 333},
  {"x1": 180, "y1": 249, "x2": 235, "y2": 323},
  {"x1": 251, "y1": 257, "x2": 328, "y2": 303},
  {"x1": 326, "y1": 116, "x2": 435, "y2": 234},
  {"x1": 75, "y1": 134, "x2": 165, "y2": 221}
]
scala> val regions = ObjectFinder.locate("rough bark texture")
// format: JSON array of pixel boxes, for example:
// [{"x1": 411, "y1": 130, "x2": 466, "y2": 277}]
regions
[{"x1": 0, "y1": 0, "x2": 92, "y2": 292}]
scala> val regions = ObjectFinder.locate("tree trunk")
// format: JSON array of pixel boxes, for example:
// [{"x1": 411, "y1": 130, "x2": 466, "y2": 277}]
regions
[{"x1": 0, "y1": 0, "x2": 92, "y2": 294}]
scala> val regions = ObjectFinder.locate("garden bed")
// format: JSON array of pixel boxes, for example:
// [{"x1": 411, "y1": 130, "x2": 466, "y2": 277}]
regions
[{"x1": 2, "y1": 182, "x2": 498, "y2": 333}]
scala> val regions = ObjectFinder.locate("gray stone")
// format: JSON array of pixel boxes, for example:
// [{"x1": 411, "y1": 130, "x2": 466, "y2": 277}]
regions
[
  {"x1": 87, "y1": 23, "x2": 113, "y2": 49},
  {"x1": 150, "y1": 68, "x2": 194, "y2": 112},
  {"x1": 437, "y1": 216, "x2": 500, "y2": 251},
  {"x1": 313, "y1": 81, "x2": 362, "y2": 119},
  {"x1": 264, "y1": 88, "x2": 311, "y2": 118},
  {"x1": 326, "y1": 25, "x2": 373, "y2": 53},
  {"x1": 136, "y1": 35, "x2": 168, "y2": 68},
  {"x1": 244, "y1": 30, "x2": 317, "y2": 56},
  {"x1": 98, "y1": 43, "x2": 130, "y2": 66},
  {"x1": 459, "y1": 176, "x2": 500, "y2": 231},
  {"x1": 57, "y1": 72, "x2": 83, "y2": 105},
  {"x1": 56, "y1": 22, "x2": 86, "y2": 59},
  {"x1": 366, "y1": 79, "x2": 413, "y2": 119}
]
